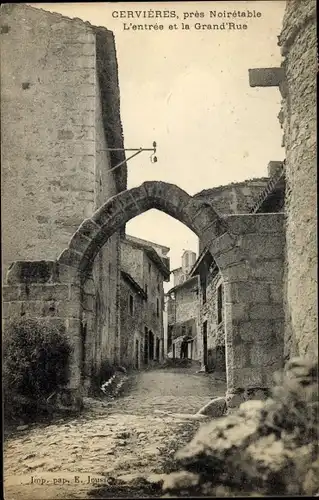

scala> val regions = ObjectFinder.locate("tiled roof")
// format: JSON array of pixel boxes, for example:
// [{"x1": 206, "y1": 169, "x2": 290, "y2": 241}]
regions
[
  {"x1": 166, "y1": 275, "x2": 198, "y2": 295},
  {"x1": 189, "y1": 247, "x2": 218, "y2": 277},
  {"x1": 121, "y1": 271, "x2": 147, "y2": 299},
  {"x1": 194, "y1": 177, "x2": 270, "y2": 199},
  {"x1": 126, "y1": 234, "x2": 170, "y2": 254},
  {"x1": 122, "y1": 238, "x2": 170, "y2": 279}
]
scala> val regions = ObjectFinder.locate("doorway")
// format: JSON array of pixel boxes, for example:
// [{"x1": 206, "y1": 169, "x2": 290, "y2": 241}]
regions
[
  {"x1": 216, "y1": 345, "x2": 226, "y2": 372},
  {"x1": 135, "y1": 339, "x2": 139, "y2": 369},
  {"x1": 80, "y1": 320, "x2": 87, "y2": 383},
  {"x1": 144, "y1": 327, "x2": 148, "y2": 365},
  {"x1": 156, "y1": 338, "x2": 160, "y2": 361},
  {"x1": 203, "y1": 320, "x2": 208, "y2": 368},
  {"x1": 149, "y1": 330, "x2": 154, "y2": 361}
]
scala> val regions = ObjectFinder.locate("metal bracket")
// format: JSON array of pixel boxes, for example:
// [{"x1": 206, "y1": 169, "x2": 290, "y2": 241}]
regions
[{"x1": 105, "y1": 141, "x2": 157, "y2": 174}]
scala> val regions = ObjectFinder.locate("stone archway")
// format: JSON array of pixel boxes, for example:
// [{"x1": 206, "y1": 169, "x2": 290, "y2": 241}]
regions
[
  {"x1": 4, "y1": 181, "x2": 286, "y2": 408},
  {"x1": 57, "y1": 181, "x2": 229, "y2": 274}
]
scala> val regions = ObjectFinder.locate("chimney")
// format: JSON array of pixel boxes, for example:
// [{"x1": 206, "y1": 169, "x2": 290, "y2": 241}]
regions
[{"x1": 267, "y1": 161, "x2": 284, "y2": 178}]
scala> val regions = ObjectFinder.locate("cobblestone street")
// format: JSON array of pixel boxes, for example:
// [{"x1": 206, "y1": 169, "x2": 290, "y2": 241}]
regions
[{"x1": 4, "y1": 368, "x2": 226, "y2": 499}]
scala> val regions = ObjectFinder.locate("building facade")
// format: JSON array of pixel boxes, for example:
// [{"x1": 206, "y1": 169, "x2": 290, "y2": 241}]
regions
[
  {"x1": 166, "y1": 276, "x2": 199, "y2": 360},
  {"x1": 166, "y1": 250, "x2": 199, "y2": 360},
  {"x1": 119, "y1": 271, "x2": 147, "y2": 369},
  {"x1": 1, "y1": 3, "x2": 127, "y2": 387},
  {"x1": 190, "y1": 256, "x2": 225, "y2": 373},
  {"x1": 120, "y1": 235, "x2": 170, "y2": 367}
]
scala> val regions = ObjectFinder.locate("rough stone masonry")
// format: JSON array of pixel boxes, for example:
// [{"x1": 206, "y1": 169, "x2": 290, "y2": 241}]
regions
[{"x1": 248, "y1": 0, "x2": 317, "y2": 364}]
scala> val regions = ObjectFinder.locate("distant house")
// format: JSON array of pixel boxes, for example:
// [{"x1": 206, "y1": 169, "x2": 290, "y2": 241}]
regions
[
  {"x1": 120, "y1": 271, "x2": 147, "y2": 369},
  {"x1": 166, "y1": 250, "x2": 199, "y2": 361},
  {"x1": 120, "y1": 235, "x2": 170, "y2": 368}
]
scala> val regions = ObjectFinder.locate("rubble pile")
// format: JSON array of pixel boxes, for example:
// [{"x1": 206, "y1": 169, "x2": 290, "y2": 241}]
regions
[{"x1": 160, "y1": 357, "x2": 318, "y2": 497}]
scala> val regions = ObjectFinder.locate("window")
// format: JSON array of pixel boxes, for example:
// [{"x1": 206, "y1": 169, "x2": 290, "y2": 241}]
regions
[
  {"x1": 129, "y1": 294, "x2": 134, "y2": 315},
  {"x1": 217, "y1": 283, "x2": 223, "y2": 324},
  {"x1": 157, "y1": 283, "x2": 160, "y2": 292},
  {"x1": 148, "y1": 262, "x2": 151, "y2": 273},
  {"x1": 156, "y1": 298, "x2": 159, "y2": 317}
]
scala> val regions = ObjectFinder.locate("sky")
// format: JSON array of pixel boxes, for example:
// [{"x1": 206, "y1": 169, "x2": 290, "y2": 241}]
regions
[{"x1": 32, "y1": 1, "x2": 286, "y2": 290}]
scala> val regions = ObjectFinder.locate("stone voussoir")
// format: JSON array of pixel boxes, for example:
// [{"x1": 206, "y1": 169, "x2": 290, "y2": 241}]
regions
[
  {"x1": 91, "y1": 195, "x2": 126, "y2": 227},
  {"x1": 142, "y1": 181, "x2": 191, "y2": 210},
  {"x1": 190, "y1": 206, "x2": 219, "y2": 233},
  {"x1": 69, "y1": 229, "x2": 93, "y2": 255},
  {"x1": 77, "y1": 218, "x2": 102, "y2": 239},
  {"x1": 58, "y1": 248, "x2": 84, "y2": 269},
  {"x1": 117, "y1": 187, "x2": 145, "y2": 212}
]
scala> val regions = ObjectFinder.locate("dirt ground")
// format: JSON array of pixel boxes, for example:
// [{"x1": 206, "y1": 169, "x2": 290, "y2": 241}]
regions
[{"x1": 4, "y1": 367, "x2": 226, "y2": 499}]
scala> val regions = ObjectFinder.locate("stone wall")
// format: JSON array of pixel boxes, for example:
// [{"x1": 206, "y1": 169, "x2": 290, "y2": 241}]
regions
[
  {"x1": 278, "y1": 0, "x2": 317, "y2": 361},
  {"x1": 172, "y1": 267, "x2": 184, "y2": 288},
  {"x1": 199, "y1": 271, "x2": 226, "y2": 372},
  {"x1": 120, "y1": 277, "x2": 144, "y2": 369},
  {"x1": 1, "y1": 4, "x2": 126, "y2": 373},
  {"x1": 121, "y1": 242, "x2": 144, "y2": 288},
  {"x1": 2, "y1": 261, "x2": 83, "y2": 392},
  {"x1": 1, "y1": 4, "x2": 96, "y2": 275},
  {"x1": 173, "y1": 278, "x2": 199, "y2": 326},
  {"x1": 195, "y1": 178, "x2": 272, "y2": 254},
  {"x1": 92, "y1": 64, "x2": 122, "y2": 368},
  {"x1": 207, "y1": 212, "x2": 286, "y2": 407}
]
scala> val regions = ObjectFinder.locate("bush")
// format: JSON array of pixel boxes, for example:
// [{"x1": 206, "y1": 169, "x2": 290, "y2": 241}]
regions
[{"x1": 3, "y1": 318, "x2": 71, "y2": 422}]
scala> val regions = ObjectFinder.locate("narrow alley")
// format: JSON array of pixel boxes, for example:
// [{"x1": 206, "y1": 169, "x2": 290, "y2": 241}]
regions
[{"x1": 4, "y1": 367, "x2": 226, "y2": 500}]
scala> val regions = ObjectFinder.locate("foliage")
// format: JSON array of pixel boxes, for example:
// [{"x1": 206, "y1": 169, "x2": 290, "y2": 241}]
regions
[{"x1": 3, "y1": 318, "x2": 71, "y2": 422}]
